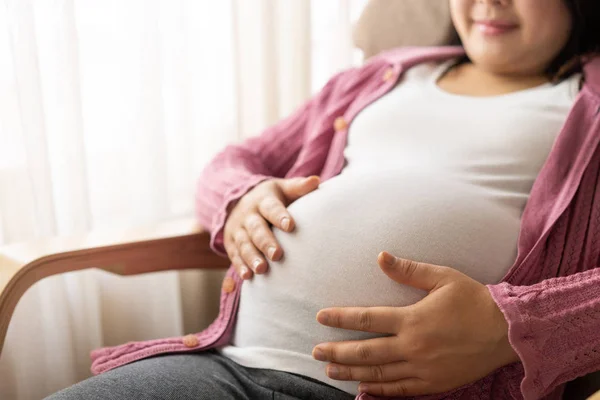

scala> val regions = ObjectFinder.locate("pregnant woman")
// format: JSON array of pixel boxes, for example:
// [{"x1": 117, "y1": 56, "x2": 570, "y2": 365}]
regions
[{"x1": 49, "y1": 0, "x2": 600, "y2": 399}]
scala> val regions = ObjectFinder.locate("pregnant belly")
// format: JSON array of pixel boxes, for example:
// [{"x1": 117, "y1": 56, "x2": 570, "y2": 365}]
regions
[{"x1": 232, "y1": 170, "x2": 522, "y2": 354}]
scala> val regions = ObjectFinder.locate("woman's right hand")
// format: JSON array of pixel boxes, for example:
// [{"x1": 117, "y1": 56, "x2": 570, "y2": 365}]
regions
[{"x1": 223, "y1": 175, "x2": 321, "y2": 280}]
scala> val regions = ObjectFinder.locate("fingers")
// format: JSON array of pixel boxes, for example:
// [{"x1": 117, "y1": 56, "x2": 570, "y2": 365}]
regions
[
  {"x1": 233, "y1": 229, "x2": 269, "y2": 274},
  {"x1": 243, "y1": 213, "x2": 283, "y2": 262},
  {"x1": 258, "y1": 196, "x2": 295, "y2": 232},
  {"x1": 316, "y1": 307, "x2": 402, "y2": 334},
  {"x1": 279, "y1": 176, "x2": 320, "y2": 201},
  {"x1": 224, "y1": 200, "x2": 288, "y2": 280},
  {"x1": 377, "y1": 252, "x2": 452, "y2": 291},
  {"x1": 222, "y1": 176, "x2": 321, "y2": 281},
  {"x1": 325, "y1": 361, "x2": 414, "y2": 382},
  {"x1": 224, "y1": 237, "x2": 252, "y2": 280},
  {"x1": 313, "y1": 337, "x2": 401, "y2": 365}
]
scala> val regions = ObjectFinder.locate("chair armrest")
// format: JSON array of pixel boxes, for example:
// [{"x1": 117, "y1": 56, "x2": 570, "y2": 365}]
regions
[{"x1": 0, "y1": 217, "x2": 230, "y2": 356}]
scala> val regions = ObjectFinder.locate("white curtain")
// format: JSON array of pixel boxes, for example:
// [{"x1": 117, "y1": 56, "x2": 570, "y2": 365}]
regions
[{"x1": 0, "y1": 0, "x2": 367, "y2": 398}]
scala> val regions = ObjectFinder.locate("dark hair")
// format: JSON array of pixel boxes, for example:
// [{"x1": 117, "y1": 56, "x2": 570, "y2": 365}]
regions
[
  {"x1": 451, "y1": 0, "x2": 600, "y2": 82},
  {"x1": 549, "y1": 0, "x2": 600, "y2": 82}
]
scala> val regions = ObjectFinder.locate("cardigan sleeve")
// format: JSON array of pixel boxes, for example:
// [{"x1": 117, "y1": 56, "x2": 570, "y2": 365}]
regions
[
  {"x1": 487, "y1": 266, "x2": 600, "y2": 400},
  {"x1": 195, "y1": 67, "x2": 361, "y2": 257}
]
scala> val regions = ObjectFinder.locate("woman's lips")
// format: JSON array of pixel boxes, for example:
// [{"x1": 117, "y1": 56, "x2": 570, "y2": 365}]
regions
[{"x1": 473, "y1": 20, "x2": 518, "y2": 36}]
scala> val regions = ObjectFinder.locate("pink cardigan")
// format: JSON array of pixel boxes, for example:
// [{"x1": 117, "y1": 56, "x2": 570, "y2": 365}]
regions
[{"x1": 90, "y1": 47, "x2": 600, "y2": 400}]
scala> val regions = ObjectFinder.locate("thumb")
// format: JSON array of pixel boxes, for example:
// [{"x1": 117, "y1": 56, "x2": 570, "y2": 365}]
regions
[
  {"x1": 377, "y1": 251, "x2": 448, "y2": 292},
  {"x1": 280, "y1": 176, "x2": 320, "y2": 201}
]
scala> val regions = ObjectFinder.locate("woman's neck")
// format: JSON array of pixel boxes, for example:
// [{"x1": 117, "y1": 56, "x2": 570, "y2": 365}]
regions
[{"x1": 437, "y1": 61, "x2": 551, "y2": 97}]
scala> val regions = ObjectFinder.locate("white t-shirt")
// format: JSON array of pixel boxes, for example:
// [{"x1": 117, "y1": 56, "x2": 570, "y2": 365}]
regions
[{"x1": 219, "y1": 60, "x2": 581, "y2": 395}]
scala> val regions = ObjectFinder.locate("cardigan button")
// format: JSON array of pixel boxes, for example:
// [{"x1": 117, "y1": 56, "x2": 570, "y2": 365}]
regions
[
  {"x1": 182, "y1": 334, "x2": 199, "y2": 348},
  {"x1": 333, "y1": 116, "x2": 348, "y2": 132},
  {"x1": 222, "y1": 276, "x2": 236, "y2": 293},
  {"x1": 382, "y1": 67, "x2": 395, "y2": 82}
]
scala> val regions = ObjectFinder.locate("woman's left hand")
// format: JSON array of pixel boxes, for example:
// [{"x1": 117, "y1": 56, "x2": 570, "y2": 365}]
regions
[{"x1": 312, "y1": 251, "x2": 521, "y2": 397}]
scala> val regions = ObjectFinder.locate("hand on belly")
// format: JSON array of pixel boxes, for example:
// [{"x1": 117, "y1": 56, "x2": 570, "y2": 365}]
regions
[
  {"x1": 243, "y1": 169, "x2": 520, "y2": 312},
  {"x1": 232, "y1": 171, "x2": 521, "y2": 394},
  {"x1": 311, "y1": 251, "x2": 520, "y2": 398}
]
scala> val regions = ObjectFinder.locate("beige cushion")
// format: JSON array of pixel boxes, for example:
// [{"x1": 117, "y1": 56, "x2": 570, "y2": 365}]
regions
[{"x1": 353, "y1": 0, "x2": 457, "y2": 59}]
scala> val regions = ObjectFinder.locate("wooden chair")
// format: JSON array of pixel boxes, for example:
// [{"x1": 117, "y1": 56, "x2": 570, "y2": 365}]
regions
[
  {"x1": 0, "y1": 217, "x2": 229, "y2": 357},
  {"x1": 1, "y1": 1, "x2": 599, "y2": 398}
]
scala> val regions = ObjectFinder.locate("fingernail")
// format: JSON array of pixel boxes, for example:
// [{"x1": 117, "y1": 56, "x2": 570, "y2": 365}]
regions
[
  {"x1": 359, "y1": 384, "x2": 369, "y2": 393},
  {"x1": 317, "y1": 312, "x2": 329, "y2": 325},
  {"x1": 267, "y1": 246, "x2": 277, "y2": 260},
  {"x1": 281, "y1": 217, "x2": 290, "y2": 231},
  {"x1": 327, "y1": 366, "x2": 339, "y2": 378},
  {"x1": 240, "y1": 266, "x2": 251, "y2": 279},
  {"x1": 382, "y1": 252, "x2": 396, "y2": 266},
  {"x1": 313, "y1": 347, "x2": 326, "y2": 361},
  {"x1": 253, "y1": 259, "x2": 262, "y2": 272}
]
